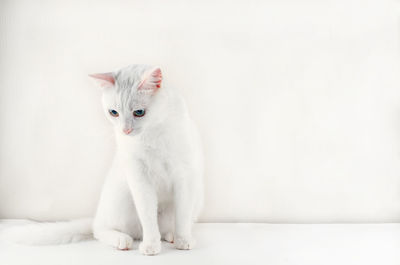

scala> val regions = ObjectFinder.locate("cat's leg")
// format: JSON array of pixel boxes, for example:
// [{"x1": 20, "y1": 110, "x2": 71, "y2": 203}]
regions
[
  {"x1": 173, "y1": 176, "x2": 197, "y2": 250},
  {"x1": 93, "y1": 229, "x2": 133, "y2": 250},
  {"x1": 158, "y1": 203, "x2": 175, "y2": 243},
  {"x1": 93, "y1": 167, "x2": 140, "y2": 251},
  {"x1": 126, "y1": 163, "x2": 161, "y2": 255}
]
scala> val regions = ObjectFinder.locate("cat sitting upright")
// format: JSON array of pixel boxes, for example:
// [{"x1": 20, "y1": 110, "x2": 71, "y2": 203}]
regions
[{"x1": 91, "y1": 64, "x2": 204, "y2": 255}]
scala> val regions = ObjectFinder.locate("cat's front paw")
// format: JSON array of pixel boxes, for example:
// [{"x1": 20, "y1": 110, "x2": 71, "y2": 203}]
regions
[
  {"x1": 139, "y1": 240, "x2": 161, "y2": 255},
  {"x1": 116, "y1": 233, "x2": 134, "y2": 250},
  {"x1": 174, "y1": 236, "x2": 196, "y2": 250},
  {"x1": 162, "y1": 232, "x2": 174, "y2": 243}
]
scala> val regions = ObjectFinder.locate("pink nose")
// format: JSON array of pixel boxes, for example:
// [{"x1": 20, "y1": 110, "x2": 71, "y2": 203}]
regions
[{"x1": 123, "y1": 128, "x2": 133, "y2": 135}]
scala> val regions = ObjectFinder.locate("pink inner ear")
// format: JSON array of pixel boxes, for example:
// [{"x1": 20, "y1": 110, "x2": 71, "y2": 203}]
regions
[
  {"x1": 89, "y1": 72, "x2": 115, "y2": 86},
  {"x1": 138, "y1": 68, "x2": 162, "y2": 91}
]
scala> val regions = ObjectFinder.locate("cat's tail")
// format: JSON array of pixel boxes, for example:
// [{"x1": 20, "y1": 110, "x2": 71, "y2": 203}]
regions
[{"x1": 0, "y1": 218, "x2": 93, "y2": 245}]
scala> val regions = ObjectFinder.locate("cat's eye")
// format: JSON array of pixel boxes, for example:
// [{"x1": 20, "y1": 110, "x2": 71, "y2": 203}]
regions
[
  {"x1": 133, "y1": 109, "x2": 145, "y2": 117},
  {"x1": 109, "y1": 109, "x2": 119, "y2": 117}
]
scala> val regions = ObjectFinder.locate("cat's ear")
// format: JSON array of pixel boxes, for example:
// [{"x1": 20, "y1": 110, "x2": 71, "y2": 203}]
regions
[
  {"x1": 137, "y1": 67, "x2": 162, "y2": 93},
  {"x1": 88, "y1": 72, "x2": 115, "y2": 89}
]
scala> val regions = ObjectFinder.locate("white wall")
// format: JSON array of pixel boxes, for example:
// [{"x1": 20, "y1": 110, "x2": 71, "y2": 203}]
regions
[{"x1": 0, "y1": 0, "x2": 399, "y2": 223}]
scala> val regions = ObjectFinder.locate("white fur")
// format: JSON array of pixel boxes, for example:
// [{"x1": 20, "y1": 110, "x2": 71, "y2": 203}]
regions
[
  {"x1": 0, "y1": 65, "x2": 203, "y2": 256},
  {"x1": 0, "y1": 219, "x2": 92, "y2": 245}
]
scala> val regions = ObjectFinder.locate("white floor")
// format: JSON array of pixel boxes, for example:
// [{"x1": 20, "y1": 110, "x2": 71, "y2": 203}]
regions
[{"x1": 0, "y1": 223, "x2": 399, "y2": 265}]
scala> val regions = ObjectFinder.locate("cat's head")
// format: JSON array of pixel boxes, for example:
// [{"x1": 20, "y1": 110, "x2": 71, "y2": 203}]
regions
[{"x1": 89, "y1": 64, "x2": 162, "y2": 136}]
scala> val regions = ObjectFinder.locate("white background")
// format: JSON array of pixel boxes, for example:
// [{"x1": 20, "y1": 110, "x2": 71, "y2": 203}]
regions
[{"x1": 0, "y1": 0, "x2": 399, "y2": 223}]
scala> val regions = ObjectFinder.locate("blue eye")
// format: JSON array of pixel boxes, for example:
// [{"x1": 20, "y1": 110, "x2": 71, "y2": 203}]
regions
[
  {"x1": 133, "y1": 109, "x2": 145, "y2": 117},
  {"x1": 109, "y1": 109, "x2": 119, "y2": 117}
]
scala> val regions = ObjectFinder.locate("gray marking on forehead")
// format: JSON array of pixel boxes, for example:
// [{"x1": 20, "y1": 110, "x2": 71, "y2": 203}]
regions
[{"x1": 112, "y1": 64, "x2": 155, "y2": 111}]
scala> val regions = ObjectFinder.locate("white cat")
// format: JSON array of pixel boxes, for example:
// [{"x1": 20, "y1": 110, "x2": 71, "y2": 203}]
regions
[{"x1": 1, "y1": 64, "x2": 204, "y2": 256}]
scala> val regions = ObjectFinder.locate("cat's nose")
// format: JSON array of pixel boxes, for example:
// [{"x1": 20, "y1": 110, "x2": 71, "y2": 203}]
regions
[{"x1": 123, "y1": 128, "x2": 133, "y2": 135}]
